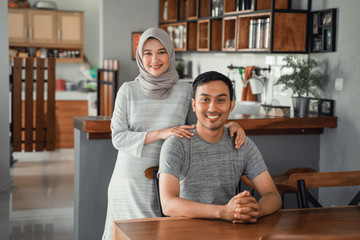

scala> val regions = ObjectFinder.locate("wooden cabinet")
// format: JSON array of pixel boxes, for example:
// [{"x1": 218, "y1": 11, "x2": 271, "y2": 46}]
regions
[
  {"x1": 28, "y1": 10, "x2": 57, "y2": 44},
  {"x1": 8, "y1": 9, "x2": 28, "y2": 43},
  {"x1": 55, "y1": 100, "x2": 88, "y2": 148},
  {"x1": 158, "y1": 0, "x2": 312, "y2": 53},
  {"x1": 8, "y1": 8, "x2": 84, "y2": 63},
  {"x1": 56, "y1": 11, "x2": 84, "y2": 45}
]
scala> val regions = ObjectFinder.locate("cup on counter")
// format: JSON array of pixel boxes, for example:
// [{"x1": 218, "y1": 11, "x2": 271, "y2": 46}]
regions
[{"x1": 56, "y1": 79, "x2": 66, "y2": 91}]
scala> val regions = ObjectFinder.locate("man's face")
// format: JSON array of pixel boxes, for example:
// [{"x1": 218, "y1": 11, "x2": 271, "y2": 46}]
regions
[{"x1": 192, "y1": 80, "x2": 235, "y2": 131}]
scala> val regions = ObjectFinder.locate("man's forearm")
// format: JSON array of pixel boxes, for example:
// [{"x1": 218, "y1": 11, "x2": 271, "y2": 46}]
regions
[
  {"x1": 257, "y1": 192, "x2": 282, "y2": 218},
  {"x1": 162, "y1": 197, "x2": 224, "y2": 219}
]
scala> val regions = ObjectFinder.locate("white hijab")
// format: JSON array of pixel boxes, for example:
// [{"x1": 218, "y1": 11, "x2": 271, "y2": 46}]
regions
[{"x1": 136, "y1": 28, "x2": 179, "y2": 99}]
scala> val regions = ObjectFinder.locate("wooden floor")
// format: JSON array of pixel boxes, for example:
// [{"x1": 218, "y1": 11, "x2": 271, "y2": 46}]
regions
[{"x1": 3, "y1": 149, "x2": 75, "y2": 240}]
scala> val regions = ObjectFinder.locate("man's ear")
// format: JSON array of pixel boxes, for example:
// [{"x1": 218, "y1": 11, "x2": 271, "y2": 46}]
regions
[
  {"x1": 191, "y1": 98, "x2": 196, "y2": 112},
  {"x1": 230, "y1": 100, "x2": 235, "y2": 112}
]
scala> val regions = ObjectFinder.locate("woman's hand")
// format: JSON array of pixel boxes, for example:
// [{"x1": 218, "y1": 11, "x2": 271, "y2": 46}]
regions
[
  {"x1": 145, "y1": 125, "x2": 195, "y2": 145},
  {"x1": 225, "y1": 122, "x2": 246, "y2": 148},
  {"x1": 159, "y1": 125, "x2": 196, "y2": 140}
]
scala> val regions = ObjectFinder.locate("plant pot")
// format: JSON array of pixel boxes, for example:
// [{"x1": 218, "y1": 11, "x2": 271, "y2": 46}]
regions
[{"x1": 292, "y1": 97, "x2": 309, "y2": 117}]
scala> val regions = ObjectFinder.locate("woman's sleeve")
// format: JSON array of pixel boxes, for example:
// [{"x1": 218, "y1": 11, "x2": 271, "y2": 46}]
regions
[{"x1": 110, "y1": 84, "x2": 147, "y2": 157}]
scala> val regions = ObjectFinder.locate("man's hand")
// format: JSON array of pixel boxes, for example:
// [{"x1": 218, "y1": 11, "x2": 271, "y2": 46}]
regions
[
  {"x1": 232, "y1": 191, "x2": 261, "y2": 223},
  {"x1": 225, "y1": 122, "x2": 246, "y2": 148},
  {"x1": 220, "y1": 190, "x2": 259, "y2": 223}
]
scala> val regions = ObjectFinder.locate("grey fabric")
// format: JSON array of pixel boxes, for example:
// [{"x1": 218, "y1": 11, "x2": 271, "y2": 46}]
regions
[
  {"x1": 136, "y1": 27, "x2": 179, "y2": 99},
  {"x1": 159, "y1": 128, "x2": 267, "y2": 205}
]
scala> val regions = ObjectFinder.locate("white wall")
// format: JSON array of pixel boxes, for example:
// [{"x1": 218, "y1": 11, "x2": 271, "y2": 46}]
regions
[
  {"x1": 101, "y1": 0, "x2": 158, "y2": 86},
  {"x1": 0, "y1": 0, "x2": 10, "y2": 192},
  {"x1": 311, "y1": 0, "x2": 360, "y2": 206},
  {"x1": 0, "y1": 0, "x2": 10, "y2": 238}
]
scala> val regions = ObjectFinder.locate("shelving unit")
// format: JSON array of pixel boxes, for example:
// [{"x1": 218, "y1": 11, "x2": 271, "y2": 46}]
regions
[
  {"x1": 310, "y1": 8, "x2": 337, "y2": 53},
  {"x1": 158, "y1": 0, "x2": 336, "y2": 54}
]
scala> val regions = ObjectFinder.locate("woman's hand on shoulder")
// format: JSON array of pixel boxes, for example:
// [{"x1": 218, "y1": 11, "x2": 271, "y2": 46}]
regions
[
  {"x1": 225, "y1": 122, "x2": 246, "y2": 148},
  {"x1": 160, "y1": 125, "x2": 195, "y2": 140},
  {"x1": 145, "y1": 125, "x2": 195, "y2": 145}
]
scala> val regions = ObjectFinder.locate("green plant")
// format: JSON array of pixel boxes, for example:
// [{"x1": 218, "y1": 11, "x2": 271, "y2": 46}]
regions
[{"x1": 275, "y1": 55, "x2": 328, "y2": 97}]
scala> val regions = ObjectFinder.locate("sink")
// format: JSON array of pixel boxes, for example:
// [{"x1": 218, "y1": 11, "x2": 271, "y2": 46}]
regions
[{"x1": 229, "y1": 101, "x2": 261, "y2": 118}]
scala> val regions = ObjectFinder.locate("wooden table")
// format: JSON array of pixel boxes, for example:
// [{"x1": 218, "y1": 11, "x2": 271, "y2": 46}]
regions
[{"x1": 113, "y1": 206, "x2": 360, "y2": 240}]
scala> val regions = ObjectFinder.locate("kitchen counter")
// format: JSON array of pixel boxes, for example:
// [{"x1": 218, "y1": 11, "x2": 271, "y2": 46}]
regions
[{"x1": 73, "y1": 114, "x2": 337, "y2": 140}]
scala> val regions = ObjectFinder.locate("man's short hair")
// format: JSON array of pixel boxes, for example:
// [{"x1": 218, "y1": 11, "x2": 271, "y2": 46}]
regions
[{"x1": 192, "y1": 71, "x2": 234, "y2": 100}]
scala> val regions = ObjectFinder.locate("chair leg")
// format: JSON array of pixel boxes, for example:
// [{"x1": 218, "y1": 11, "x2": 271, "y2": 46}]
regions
[
  {"x1": 153, "y1": 170, "x2": 165, "y2": 217},
  {"x1": 349, "y1": 191, "x2": 360, "y2": 205},
  {"x1": 307, "y1": 191, "x2": 322, "y2": 208},
  {"x1": 298, "y1": 180, "x2": 309, "y2": 208},
  {"x1": 295, "y1": 193, "x2": 300, "y2": 208},
  {"x1": 281, "y1": 194, "x2": 285, "y2": 209}
]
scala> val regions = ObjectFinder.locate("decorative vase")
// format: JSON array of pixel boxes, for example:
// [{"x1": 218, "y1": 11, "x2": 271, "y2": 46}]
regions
[{"x1": 292, "y1": 97, "x2": 309, "y2": 117}]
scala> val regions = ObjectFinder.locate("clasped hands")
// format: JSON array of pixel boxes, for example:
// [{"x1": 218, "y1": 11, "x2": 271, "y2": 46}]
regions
[{"x1": 223, "y1": 190, "x2": 261, "y2": 224}]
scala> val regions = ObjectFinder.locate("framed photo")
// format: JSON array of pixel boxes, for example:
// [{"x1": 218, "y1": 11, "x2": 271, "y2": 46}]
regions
[
  {"x1": 131, "y1": 32, "x2": 142, "y2": 60},
  {"x1": 321, "y1": 11, "x2": 332, "y2": 26},
  {"x1": 308, "y1": 98, "x2": 320, "y2": 114},
  {"x1": 312, "y1": 36, "x2": 322, "y2": 52},
  {"x1": 312, "y1": 13, "x2": 319, "y2": 34},
  {"x1": 319, "y1": 99, "x2": 335, "y2": 116},
  {"x1": 324, "y1": 29, "x2": 332, "y2": 51}
]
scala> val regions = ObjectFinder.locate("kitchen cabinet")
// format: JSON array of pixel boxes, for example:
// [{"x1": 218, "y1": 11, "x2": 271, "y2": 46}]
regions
[
  {"x1": 8, "y1": 8, "x2": 84, "y2": 63},
  {"x1": 55, "y1": 100, "x2": 88, "y2": 148},
  {"x1": 158, "y1": 0, "x2": 310, "y2": 53},
  {"x1": 56, "y1": 11, "x2": 84, "y2": 45}
]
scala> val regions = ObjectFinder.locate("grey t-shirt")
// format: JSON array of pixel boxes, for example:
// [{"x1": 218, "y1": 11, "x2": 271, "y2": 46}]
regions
[{"x1": 158, "y1": 128, "x2": 267, "y2": 205}]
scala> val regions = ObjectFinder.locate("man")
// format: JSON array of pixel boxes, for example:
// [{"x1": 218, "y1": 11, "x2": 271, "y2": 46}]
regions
[{"x1": 158, "y1": 71, "x2": 281, "y2": 223}]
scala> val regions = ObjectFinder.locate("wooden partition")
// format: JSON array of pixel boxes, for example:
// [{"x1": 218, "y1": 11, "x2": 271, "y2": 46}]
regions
[
  {"x1": 11, "y1": 57, "x2": 56, "y2": 152},
  {"x1": 97, "y1": 59, "x2": 119, "y2": 116}
]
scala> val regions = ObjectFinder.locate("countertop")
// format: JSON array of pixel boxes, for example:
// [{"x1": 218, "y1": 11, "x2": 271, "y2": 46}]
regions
[
  {"x1": 16, "y1": 90, "x2": 94, "y2": 101},
  {"x1": 73, "y1": 115, "x2": 337, "y2": 140}
]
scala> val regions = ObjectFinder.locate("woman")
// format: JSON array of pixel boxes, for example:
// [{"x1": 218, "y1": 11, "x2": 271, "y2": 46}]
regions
[{"x1": 102, "y1": 28, "x2": 245, "y2": 239}]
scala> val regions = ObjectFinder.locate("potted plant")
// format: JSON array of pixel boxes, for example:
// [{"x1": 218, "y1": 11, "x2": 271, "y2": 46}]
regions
[{"x1": 275, "y1": 55, "x2": 328, "y2": 116}]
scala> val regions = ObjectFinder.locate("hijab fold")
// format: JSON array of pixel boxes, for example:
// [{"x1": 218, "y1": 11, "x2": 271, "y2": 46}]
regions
[{"x1": 136, "y1": 28, "x2": 179, "y2": 100}]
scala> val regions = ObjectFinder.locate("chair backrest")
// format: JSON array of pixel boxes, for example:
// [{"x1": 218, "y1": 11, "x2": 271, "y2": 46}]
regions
[
  {"x1": 97, "y1": 59, "x2": 119, "y2": 116},
  {"x1": 288, "y1": 171, "x2": 360, "y2": 208},
  {"x1": 10, "y1": 57, "x2": 56, "y2": 152},
  {"x1": 289, "y1": 171, "x2": 360, "y2": 189}
]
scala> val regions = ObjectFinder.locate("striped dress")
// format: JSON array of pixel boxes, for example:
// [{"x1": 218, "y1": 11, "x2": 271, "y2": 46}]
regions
[{"x1": 102, "y1": 80, "x2": 194, "y2": 240}]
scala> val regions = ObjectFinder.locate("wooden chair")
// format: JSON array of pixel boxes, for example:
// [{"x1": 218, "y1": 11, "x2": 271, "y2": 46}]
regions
[
  {"x1": 144, "y1": 166, "x2": 165, "y2": 217},
  {"x1": 10, "y1": 57, "x2": 56, "y2": 164},
  {"x1": 97, "y1": 59, "x2": 118, "y2": 116},
  {"x1": 288, "y1": 171, "x2": 360, "y2": 208},
  {"x1": 241, "y1": 167, "x2": 317, "y2": 208}
]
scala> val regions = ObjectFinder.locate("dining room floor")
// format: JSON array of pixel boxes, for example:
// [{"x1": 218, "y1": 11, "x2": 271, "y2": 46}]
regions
[{"x1": 1, "y1": 149, "x2": 74, "y2": 240}]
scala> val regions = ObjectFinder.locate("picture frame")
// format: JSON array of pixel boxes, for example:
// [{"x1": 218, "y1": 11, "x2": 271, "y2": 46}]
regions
[
  {"x1": 324, "y1": 29, "x2": 332, "y2": 51},
  {"x1": 312, "y1": 13, "x2": 319, "y2": 34},
  {"x1": 308, "y1": 98, "x2": 320, "y2": 114},
  {"x1": 319, "y1": 99, "x2": 335, "y2": 116},
  {"x1": 312, "y1": 36, "x2": 322, "y2": 52},
  {"x1": 131, "y1": 32, "x2": 142, "y2": 60}
]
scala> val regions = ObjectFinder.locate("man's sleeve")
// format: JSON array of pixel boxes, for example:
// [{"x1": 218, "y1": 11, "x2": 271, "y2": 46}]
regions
[
  {"x1": 242, "y1": 137, "x2": 268, "y2": 180},
  {"x1": 158, "y1": 135, "x2": 185, "y2": 179}
]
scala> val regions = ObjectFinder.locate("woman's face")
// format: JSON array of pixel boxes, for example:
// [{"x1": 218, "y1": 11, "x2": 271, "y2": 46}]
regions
[{"x1": 142, "y1": 38, "x2": 169, "y2": 77}]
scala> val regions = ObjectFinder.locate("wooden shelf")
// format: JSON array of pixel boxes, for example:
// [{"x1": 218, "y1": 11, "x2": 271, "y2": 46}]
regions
[
  {"x1": 197, "y1": 20, "x2": 209, "y2": 51},
  {"x1": 187, "y1": 0, "x2": 198, "y2": 19},
  {"x1": 222, "y1": 16, "x2": 237, "y2": 51},
  {"x1": 210, "y1": 19, "x2": 222, "y2": 50},
  {"x1": 199, "y1": 0, "x2": 210, "y2": 18},
  {"x1": 257, "y1": 0, "x2": 288, "y2": 10},
  {"x1": 157, "y1": 0, "x2": 331, "y2": 54},
  {"x1": 159, "y1": 0, "x2": 178, "y2": 23}
]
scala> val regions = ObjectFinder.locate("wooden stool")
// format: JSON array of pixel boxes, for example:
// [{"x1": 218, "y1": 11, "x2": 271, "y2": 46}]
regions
[{"x1": 241, "y1": 167, "x2": 317, "y2": 208}]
